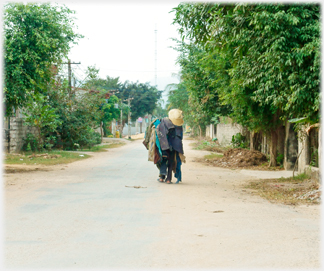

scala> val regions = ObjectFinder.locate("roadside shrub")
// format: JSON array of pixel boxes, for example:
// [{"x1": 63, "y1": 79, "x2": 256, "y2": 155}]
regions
[
  {"x1": 103, "y1": 122, "x2": 113, "y2": 136},
  {"x1": 93, "y1": 131, "x2": 101, "y2": 144},
  {"x1": 231, "y1": 133, "x2": 248, "y2": 148},
  {"x1": 22, "y1": 133, "x2": 39, "y2": 152},
  {"x1": 44, "y1": 86, "x2": 103, "y2": 150},
  {"x1": 276, "y1": 152, "x2": 284, "y2": 166}
]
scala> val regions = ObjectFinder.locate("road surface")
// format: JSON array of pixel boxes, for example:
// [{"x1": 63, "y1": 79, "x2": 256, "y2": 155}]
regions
[{"x1": 4, "y1": 138, "x2": 321, "y2": 269}]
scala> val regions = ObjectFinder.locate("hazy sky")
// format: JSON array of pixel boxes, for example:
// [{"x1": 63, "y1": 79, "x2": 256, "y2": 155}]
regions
[{"x1": 63, "y1": 1, "x2": 183, "y2": 97}]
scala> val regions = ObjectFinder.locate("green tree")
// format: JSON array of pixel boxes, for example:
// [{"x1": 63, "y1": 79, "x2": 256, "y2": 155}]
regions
[
  {"x1": 45, "y1": 79, "x2": 103, "y2": 150},
  {"x1": 83, "y1": 65, "x2": 121, "y2": 92},
  {"x1": 101, "y1": 94, "x2": 120, "y2": 137},
  {"x1": 81, "y1": 66, "x2": 122, "y2": 136},
  {"x1": 172, "y1": 3, "x2": 320, "y2": 165},
  {"x1": 23, "y1": 93, "x2": 62, "y2": 150},
  {"x1": 117, "y1": 81, "x2": 162, "y2": 121},
  {"x1": 4, "y1": 3, "x2": 83, "y2": 116},
  {"x1": 152, "y1": 99, "x2": 168, "y2": 119},
  {"x1": 168, "y1": 40, "x2": 232, "y2": 136}
]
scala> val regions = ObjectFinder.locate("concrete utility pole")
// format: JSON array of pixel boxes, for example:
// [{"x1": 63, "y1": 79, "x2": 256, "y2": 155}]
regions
[
  {"x1": 128, "y1": 98, "x2": 131, "y2": 139},
  {"x1": 124, "y1": 97, "x2": 134, "y2": 139},
  {"x1": 120, "y1": 105, "x2": 123, "y2": 137},
  {"x1": 68, "y1": 59, "x2": 71, "y2": 97},
  {"x1": 154, "y1": 24, "x2": 157, "y2": 87},
  {"x1": 64, "y1": 59, "x2": 81, "y2": 100}
]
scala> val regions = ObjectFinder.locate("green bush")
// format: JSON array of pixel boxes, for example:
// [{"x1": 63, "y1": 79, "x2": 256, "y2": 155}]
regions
[
  {"x1": 276, "y1": 152, "x2": 284, "y2": 165},
  {"x1": 103, "y1": 123, "x2": 113, "y2": 136},
  {"x1": 43, "y1": 86, "x2": 104, "y2": 150},
  {"x1": 231, "y1": 133, "x2": 248, "y2": 148},
  {"x1": 22, "y1": 133, "x2": 39, "y2": 152},
  {"x1": 93, "y1": 131, "x2": 101, "y2": 144}
]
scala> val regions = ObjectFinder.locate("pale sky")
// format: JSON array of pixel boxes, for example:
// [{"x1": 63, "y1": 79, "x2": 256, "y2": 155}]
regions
[{"x1": 62, "y1": 1, "x2": 183, "y2": 98}]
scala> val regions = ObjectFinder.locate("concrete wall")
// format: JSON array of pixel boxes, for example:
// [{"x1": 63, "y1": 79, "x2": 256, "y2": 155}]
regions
[
  {"x1": 122, "y1": 120, "x2": 148, "y2": 137},
  {"x1": 205, "y1": 122, "x2": 243, "y2": 146},
  {"x1": 204, "y1": 121, "x2": 321, "y2": 179},
  {"x1": 3, "y1": 117, "x2": 38, "y2": 153},
  {"x1": 206, "y1": 124, "x2": 216, "y2": 140},
  {"x1": 298, "y1": 126, "x2": 321, "y2": 180},
  {"x1": 216, "y1": 123, "x2": 244, "y2": 146}
]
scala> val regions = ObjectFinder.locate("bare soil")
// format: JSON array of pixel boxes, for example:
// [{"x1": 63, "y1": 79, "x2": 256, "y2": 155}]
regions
[
  {"x1": 245, "y1": 177, "x2": 321, "y2": 205},
  {"x1": 191, "y1": 141, "x2": 320, "y2": 205},
  {"x1": 195, "y1": 147, "x2": 284, "y2": 170},
  {"x1": 4, "y1": 164, "x2": 57, "y2": 174}
]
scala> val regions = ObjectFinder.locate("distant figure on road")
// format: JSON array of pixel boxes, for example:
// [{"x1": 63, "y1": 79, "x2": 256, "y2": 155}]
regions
[{"x1": 143, "y1": 109, "x2": 186, "y2": 184}]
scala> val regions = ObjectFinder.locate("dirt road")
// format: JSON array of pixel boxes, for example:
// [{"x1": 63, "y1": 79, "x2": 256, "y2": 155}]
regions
[{"x1": 4, "y1": 138, "x2": 321, "y2": 269}]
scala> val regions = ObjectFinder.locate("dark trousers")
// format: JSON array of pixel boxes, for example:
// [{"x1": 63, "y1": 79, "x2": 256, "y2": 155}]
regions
[{"x1": 159, "y1": 150, "x2": 175, "y2": 182}]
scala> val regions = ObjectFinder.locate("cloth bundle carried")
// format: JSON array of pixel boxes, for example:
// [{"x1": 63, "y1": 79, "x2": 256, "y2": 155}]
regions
[{"x1": 143, "y1": 110, "x2": 186, "y2": 183}]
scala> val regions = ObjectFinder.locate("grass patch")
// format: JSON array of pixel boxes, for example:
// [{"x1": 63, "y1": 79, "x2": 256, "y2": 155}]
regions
[
  {"x1": 79, "y1": 142, "x2": 126, "y2": 152},
  {"x1": 4, "y1": 151, "x2": 90, "y2": 166},
  {"x1": 106, "y1": 142, "x2": 126, "y2": 148},
  {"x1": 204, "y1": 153, "x2": 224, "y2": 159},
  {"x1": 192, "y1": 139, "x2": 227, "y2": 153},
  {"x1": 245, "y1": 173, "x2": 320, "y2": 205}
]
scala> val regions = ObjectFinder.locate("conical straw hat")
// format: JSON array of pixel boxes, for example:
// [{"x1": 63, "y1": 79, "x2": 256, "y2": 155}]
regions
[{"x1": 168, "y1": 109, "x2": 184, "y2": 126}]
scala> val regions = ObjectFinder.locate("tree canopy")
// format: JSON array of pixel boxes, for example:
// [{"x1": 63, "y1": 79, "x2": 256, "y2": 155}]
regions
[
  {"x1": 117, "y1": 81, "x2": 162, "y2": 121},
  {"x1": 4, "y1": 3, "x2": 83, "y2": 116},
  {"x1": 172, "y1": 3, "x2": 320, "y2": 125},
  {"x1": 171, "y1": 3, "x2": 320, "y2": 165}
]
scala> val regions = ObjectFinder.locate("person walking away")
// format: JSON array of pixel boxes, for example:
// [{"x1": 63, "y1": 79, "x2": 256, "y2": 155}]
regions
[{"x1": 156, "y1": 109, "x2": 185, "y2": 184}]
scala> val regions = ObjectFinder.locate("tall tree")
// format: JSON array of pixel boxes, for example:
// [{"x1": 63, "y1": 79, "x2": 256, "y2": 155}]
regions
[
  {"x1": 152, "y1": 99, "x2": 168, "y2": 119},
  {"x1": 117, "y1": 81, "x2": 162, "y2": 121},
  {"x1": 83, "y1": 65, "x2": 121, "y2": 91},
  {"x1": 81, "y1": 66, "x2": 121, "y2": 136},
  {"x1": 4, "y1": 3, "x2": 83, "y2": 116},
  {"x1": 174, "y1": 42, "x2": 232, "y2": 128},
  {"x1": 172, "y1": 3, "x2": 320, "y2": 165}
]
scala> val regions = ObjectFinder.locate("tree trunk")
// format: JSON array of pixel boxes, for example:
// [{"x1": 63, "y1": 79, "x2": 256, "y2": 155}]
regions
[
  {"x1": 269, "y1": 129, "x2": 278, "y2": 167},
  {"x1": 37, "y1": 126, "x2": 43, "y2": 151},
  {"x1": 250, "y1": 131, "x2": 255, "y2": 151},
  {"x1": 121, "y1": 120, "x2": 127, "y2": 137},
  {"x1": 250, "y1": 131, "x2": 262, "y2": 151},
  {"x1": 277, "y1": 125, "x2": 285, "y2": 158},
  {"x1": 284, "y1": 120, "x2": 289, "y2": 170},
  {"x1": 198, "y1": 125, "x2": 202, "y2": 138},
  {"x1": 255, "y1": 132, "x2": 262, "y2": 152}
]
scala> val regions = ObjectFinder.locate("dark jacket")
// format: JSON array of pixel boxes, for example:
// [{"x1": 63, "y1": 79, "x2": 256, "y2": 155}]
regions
[
  {"x1": 156, "y1": 117, "x2": 174, "y2": 151},
  {"x1": 156, "y1": 117, "x2": 183, "y2": 154},
  {"x1": 168, "y1": 125, "x2": 184, "y2": 154}
]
